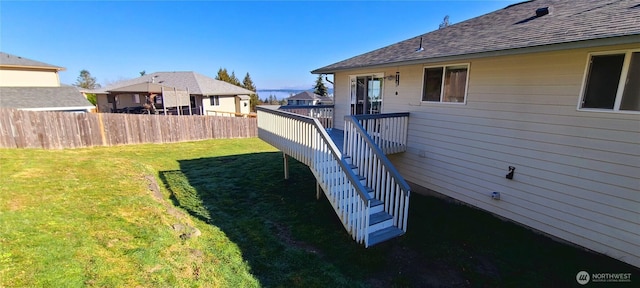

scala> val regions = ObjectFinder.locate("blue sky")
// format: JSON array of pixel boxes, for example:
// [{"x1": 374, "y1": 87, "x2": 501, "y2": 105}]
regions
[{"x1": 1, "y1": 0, "x2": 520, "y2": 90}]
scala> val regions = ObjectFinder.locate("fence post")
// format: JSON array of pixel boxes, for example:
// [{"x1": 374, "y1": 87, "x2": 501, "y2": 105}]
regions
[
  {"x1": 97, "y1": 112, "x2": 107, "y2": 146},
  {"x1": 283, "y1": 152, "x2": 289, "y2": 179}
]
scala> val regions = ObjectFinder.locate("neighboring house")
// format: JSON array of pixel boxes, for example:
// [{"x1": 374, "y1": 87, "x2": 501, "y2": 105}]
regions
[
  {"x1": 286, "y1": 91, "x2": 333, "y2": 106},
  {"x1": 0, "y1": 52, "x2": 94, "y2": 112},
  {"x1": 259, "y1": 0, "x2": 640, "y2": 267},
  {"x1": 94, "y1": 71, "x2": 254, "y2": 116}
]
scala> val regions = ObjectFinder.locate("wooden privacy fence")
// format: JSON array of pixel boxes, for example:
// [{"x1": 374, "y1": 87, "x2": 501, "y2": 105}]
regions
[{"x1": 0, "y1": 108, "x2": 258, "y2": 149}]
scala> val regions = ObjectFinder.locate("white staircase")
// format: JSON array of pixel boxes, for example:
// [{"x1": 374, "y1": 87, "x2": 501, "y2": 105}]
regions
[{"x1": 257, "y1": 107, "x2": 410, "y2": 247}]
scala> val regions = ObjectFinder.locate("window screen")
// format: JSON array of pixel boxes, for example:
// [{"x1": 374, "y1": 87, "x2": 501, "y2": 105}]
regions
[{"x1": 582, "y1": 54, "x2": 625, "y2": 109}]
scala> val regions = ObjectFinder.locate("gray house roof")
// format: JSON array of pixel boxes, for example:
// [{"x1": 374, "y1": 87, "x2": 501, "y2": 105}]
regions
[
  {"x1": 0, "y1": 85, "x2": 94, "y2": 111},
  {"x1": 287, "y1": 91, "x2": 333, "y2": 102},
  {"x1": 107, "y1": 82, "x2": 184, "y2": 93},
  {"x1": 0, "y1": 52, "x2": 64, "y2": 70},
  {"x1": 313, "y1": 0, "x2": 640, "y2": 73},
  {"x1": 97, "y1": 71, "x2": 255, "y2": 96}
]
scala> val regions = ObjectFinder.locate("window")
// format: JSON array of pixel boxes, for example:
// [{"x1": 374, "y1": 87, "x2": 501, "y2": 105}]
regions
[
  {"x1": 133, "y1": 94, "x2": 140, "y2": 104},
  {"x1": 581, "y1": 50, "x2": 639, "y2": 112},
  {"x1": 422, "y1": 64, "x2": 469, "y2": 103},
  {"x1": 210, "y1": 96, "x2": 220, "y2": 106},
  {"x1": 349, "y1": 74, "x2": 384, "y2": 115}
]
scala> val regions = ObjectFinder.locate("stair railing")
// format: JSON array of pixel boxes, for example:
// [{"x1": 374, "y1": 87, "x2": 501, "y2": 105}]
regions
[
  {"x1": 344, "y1": 114, "x2": 411, "y2": 232},
  {"x1": 353, "y1": 113, "x2": 409, "y2": 154},
  {"x1": 257, "y1": 107, "x2": 372, "y2": 245}
]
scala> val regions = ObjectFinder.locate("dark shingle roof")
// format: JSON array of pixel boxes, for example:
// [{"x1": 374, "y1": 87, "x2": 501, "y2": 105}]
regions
[
  {"x1": 96, "y1": 71, "x2": 255, "y2": 96},
  {"x1": 287, "y1": 91, "x2": 333, "y2": 102},
  {"x1": 0, "y1": 52, "x2": 64, "y2": 70},
  {"x1": 313, "y1": 0, "x2": 640, "y2": 73},
  {"x1": 288, "y1": 91, "x2": 320, "y2": 100},
  {"x1": 0, "y1": 85, "x2": 94, "y2": 111}
]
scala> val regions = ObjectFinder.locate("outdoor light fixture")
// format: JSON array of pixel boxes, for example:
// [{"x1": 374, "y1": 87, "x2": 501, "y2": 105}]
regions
[{"x1": 506, "y1": 166, "x2": 516, "y2": 180}]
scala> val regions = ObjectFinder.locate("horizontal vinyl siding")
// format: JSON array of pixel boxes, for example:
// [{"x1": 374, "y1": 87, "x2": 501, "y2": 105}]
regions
[
  {"x1": 202, "y1": 96, "x2": 236, "y2": 115},
  {"x1": 385, "y1": 44, "x2": 640, "y2": 267},
  {"x1": 0, "y1": 70, "x2": 59, "y2": 87},
  {"x1": 333, "y1": 71, "x2": 351, "y2": 129}
]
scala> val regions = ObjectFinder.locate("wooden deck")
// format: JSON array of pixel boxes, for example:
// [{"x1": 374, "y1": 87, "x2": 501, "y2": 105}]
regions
[
  {"x1": 326, "y1": 128, "x2": 345, "y2": 153},
  {"x1": 257, "y1": 106, "x2": 410, "y2": 247}
]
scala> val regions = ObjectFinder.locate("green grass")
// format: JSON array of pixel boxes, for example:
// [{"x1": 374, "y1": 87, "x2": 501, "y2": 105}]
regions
[{"x1": 1, "y1": 138, "x2": 637, "y2": 287}]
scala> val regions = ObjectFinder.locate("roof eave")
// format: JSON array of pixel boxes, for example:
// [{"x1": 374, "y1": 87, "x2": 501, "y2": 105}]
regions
[
  {"x1": 312, "y1": 34, "x2": 640, "y2": 74},
  {"x1": 0, "y1": 64, "x2": 65, "y2": 71},
  {"x1": 19, "y1": 106, "x2": 95, "y2": 112}
]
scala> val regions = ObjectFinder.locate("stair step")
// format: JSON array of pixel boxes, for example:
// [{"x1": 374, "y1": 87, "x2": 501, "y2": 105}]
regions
[
  {"x1": 370, "y1": 211, "x2": 393, "y2": 226},
  {"x1": 368, "y1": 226, "x2": 404, "y2": 247},
  {"x1": 370, "y1": 198, "x2": 383, "y2": 208}
]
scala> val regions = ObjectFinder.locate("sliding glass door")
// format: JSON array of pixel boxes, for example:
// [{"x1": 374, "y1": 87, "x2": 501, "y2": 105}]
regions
[{"x1": 350, "y1": 74, "x2": 383, "y2": 115}]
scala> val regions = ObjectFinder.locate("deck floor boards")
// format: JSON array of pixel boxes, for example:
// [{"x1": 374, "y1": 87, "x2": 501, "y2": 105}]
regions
[{"x1": 326, "y1": 128, "x2": 344, "y2": 153}]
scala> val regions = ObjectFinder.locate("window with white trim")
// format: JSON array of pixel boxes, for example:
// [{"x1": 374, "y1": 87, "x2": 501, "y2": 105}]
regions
[
  {"x1": 210, "y1": 95, "x2": 220, "y2": 106},
  {"x1": 580, "y1": 50, "x2": 639, "y2": 112},
  {"x1": 422, "y1": 64, "x2": 469, "y2": 103}
]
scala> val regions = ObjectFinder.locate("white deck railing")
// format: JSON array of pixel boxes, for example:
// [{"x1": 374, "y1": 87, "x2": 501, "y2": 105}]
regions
[
  {"x1": 257, "y1": 107, "x2": 371, "y2": 245},
  {"x1": 344, "y1": 114, "x2": 411, "y2": 232},
  {"x1": 352, "y1": 113, "x2": 409, "y2": 155},
  {"x1": 277, "y1": 105, "x2": 333, "y2": 128}
]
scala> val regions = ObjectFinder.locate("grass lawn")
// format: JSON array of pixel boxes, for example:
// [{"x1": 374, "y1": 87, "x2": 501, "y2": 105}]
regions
[{"x1": 1, "y1": 138, "x2": 637, "y2": 287}]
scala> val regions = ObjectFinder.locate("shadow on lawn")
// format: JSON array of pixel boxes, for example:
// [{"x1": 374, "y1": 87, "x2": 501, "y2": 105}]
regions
[{"x1": 160, "y1": 152, "x2": 639, "y2": 287}]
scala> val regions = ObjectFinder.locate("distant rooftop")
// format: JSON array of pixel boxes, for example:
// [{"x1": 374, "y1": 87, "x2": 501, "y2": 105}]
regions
[
  {"x1": 0, "y1": 85, "x2": 93, "y2": 111},
  {"x1": 0, "y1": 52, "x2": 64, "y2": 71},
  {"x1": 96, "y1": 71, "x2": 255, "y2": 96}
]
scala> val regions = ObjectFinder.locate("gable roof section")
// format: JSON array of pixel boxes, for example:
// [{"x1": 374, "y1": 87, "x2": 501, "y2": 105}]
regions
[
  {"x1": 0, "y1": 52, "x2": 64, "y2": 71},
  {"x1": 287, "y1": 91, "x2": 333, "y2": 102},
  {"x1": 107, "y1": 82, "x2": 185, "y2": 93},
  {"x1": 97, "y1": 71, "x2": 255, "y2": 96},
  {"x1": 288, "y1": 91, "x2": 321, "y2": 100},
  {"x1": 0, "y1": 85, "x2": 94, "y2": 111},
  {"x1": 313, "y1": 0, "x2": 640, "y2": 73}
]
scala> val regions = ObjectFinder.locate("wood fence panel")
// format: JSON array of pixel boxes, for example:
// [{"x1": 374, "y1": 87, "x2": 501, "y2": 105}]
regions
[
  {"x1": 0, "y1": 108, "x2": 257, "y2": 149},
  {"x1": 0, "y1": 109, "x2": 15, "y2": 148}
]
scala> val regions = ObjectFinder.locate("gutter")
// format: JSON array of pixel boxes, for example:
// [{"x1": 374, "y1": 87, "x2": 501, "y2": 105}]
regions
[{"x1": 311, "y1": 35, "x2": 640, "y2": 74}]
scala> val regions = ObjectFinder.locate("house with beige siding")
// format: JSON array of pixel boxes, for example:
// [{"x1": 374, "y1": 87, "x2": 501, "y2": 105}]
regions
[
  {"x1": 94, "y1": 71, "x2": 254, "y2": 116},
  {"x1": 0, "y1": 52, "x2": 94, "y2": 112},
  {"x1": 286, "y1": 91, "x2": 333, "y2": 106},
  {"x1": 257, "y1": 0, "x2": 639, "y2": 267}
]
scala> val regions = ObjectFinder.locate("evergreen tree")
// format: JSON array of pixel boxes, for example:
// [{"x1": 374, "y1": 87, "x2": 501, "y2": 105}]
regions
[
  {"x1": 242, "y1": 73, "x2": 256, "y2": 91},
  {"x1": 242, "y1": 73, "x2": 259, "y2": 112},
  {"x1": 73, "y1": 69, "x2": 101, "y2": 89},
  {"x1": 85, "y1": 93, "x2": 97, "y2": 105},
  {"x1": 217, "y1": 68, "x2": 261, "y2": 111},
  {"x1": 313, "y1": 74, "x2": 328, "y2": 97},
  {"x1": 268, "y1": 94, "x2": 279, "y2": 105},
  {"x1": 216, "y1": 68, "x2": 231, "y2": 83},
  {"x1": 229, "y1": 71, "x2": 241, "y2": 86}
]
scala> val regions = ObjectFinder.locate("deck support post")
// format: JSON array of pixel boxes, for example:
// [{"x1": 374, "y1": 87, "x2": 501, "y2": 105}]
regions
[
  {"x1": 316, "y1": 181, "x2": 321, "y2": 200},
  {"x1": 283, "y1": 152, "x2": 289, "y2": 180}
]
